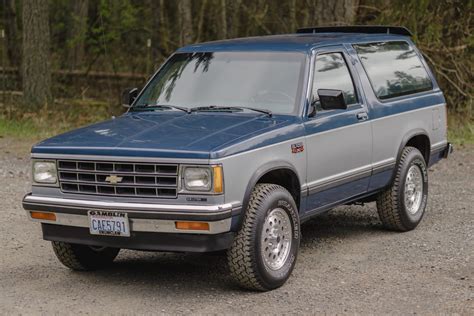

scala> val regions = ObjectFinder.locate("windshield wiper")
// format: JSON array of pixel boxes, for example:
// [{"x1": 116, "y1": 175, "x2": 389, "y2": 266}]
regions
[
  {"x1": 191, "y1": 105, "x2": 272, "y2": 117},
  {"x1": 234, "y1": 106, "x2": 272, "y2": 117},
  {"x1": 132, "y1": 104, "x2": 190, "y2": 113}
]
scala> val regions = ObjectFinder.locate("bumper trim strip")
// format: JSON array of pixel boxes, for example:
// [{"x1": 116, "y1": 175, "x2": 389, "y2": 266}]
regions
[{"x1": 23, "y1": 194, "x2": 240, "y2": 214}]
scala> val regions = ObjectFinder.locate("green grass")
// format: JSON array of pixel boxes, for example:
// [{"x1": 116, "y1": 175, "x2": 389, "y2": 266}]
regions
[
  {"x1": 448, "y1": 114, "x2": 474, "y2": 146},
  {"x1": 0, "y1": 118, "x2": 48, "y2": 139},
  {"x1": 448, "y1": 119, "x2": 474, "y2": 146},
  {"x1": 0, "y1": 99, "x2": 116, "y2": 141}
]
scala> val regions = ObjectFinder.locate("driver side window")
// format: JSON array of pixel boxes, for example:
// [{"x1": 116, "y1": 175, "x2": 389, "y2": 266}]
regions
[{"x1": 312, "y1": 52, "x2": 358, "y2": 111}]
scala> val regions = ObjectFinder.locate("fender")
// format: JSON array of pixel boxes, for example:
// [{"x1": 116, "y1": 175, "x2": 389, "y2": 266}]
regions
[
  {"x1": 236, "y1": 160, "x2": 302, "y2": 230},
  {"x1": 391, "y1": 128, "x2": 431, "y2": 183}
]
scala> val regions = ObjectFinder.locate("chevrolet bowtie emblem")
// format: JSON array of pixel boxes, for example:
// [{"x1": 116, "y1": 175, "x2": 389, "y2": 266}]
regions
[{"x1": 105, "y1": 175, "x2": 123, "y2": 184}]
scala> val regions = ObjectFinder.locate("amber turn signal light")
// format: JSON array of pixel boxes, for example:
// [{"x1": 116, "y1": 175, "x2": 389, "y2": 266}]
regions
[
  {"x1": 212, "y1": 165, "x2": 223, "y2": 194},
  {"x1": 30, "y1": 211, "x2": 56, "y2": 221},
  {"x1": 175, "y1": 221, "x2": 210, "y2": 231}
]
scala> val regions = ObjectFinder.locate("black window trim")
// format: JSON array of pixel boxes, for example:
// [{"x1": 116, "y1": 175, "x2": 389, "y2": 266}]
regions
[
  {"x1": 352, "y1": 40, "x2": 434, "y2": 103},
  {"x1": 308, "y1": 49, "x2": 362, "y2": 116}
]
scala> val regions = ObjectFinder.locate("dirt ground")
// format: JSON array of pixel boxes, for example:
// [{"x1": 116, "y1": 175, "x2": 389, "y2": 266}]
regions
[{"x1": 0, "y1": 137, "x2": 472, "y2": 315}]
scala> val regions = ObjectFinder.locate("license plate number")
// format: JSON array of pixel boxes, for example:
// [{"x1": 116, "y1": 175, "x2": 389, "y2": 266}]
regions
[{"x1": 88, "y1": 210, "x2": 130, "y2": 237}]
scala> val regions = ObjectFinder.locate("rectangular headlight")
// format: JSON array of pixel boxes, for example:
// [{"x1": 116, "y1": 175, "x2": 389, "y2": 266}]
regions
[
  {"x1": 33, "y1": 161, "x2": 57, "y2": 184},
  {"x1": 182, "y1": 165, "x2": 224, "y2": 193},
  {"x1": 183, "y1": 167, "x2": 212, "y2": 191}
]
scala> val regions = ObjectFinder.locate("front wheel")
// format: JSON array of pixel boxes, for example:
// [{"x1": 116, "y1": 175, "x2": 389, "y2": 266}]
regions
[
  {"x1": 227, "y1": 183, "x2": 300, "y2": 291},
  {"x1": 52, "y1": 241, "x2": 120, "y2": 271},
  {"x1": 377, "y1": 146, "x2": 428, "y2": 231}
]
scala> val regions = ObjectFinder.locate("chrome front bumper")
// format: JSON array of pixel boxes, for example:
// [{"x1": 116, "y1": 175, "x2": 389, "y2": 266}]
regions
[{"x1": 23, "y1": 194, "x2": 242, "y2": 235}]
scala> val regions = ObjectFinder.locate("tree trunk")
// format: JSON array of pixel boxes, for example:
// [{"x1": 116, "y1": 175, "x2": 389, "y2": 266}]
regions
[
  {"x1": 195, "y1": 0, "x2": 208, "y2": 43},
  {"x1": 150, "y1": 0, "x2": 161, "y2": 64},
  {"x1": 313, "y1": 0, "x2": 360, "y2": 25},
  {"x1": 66, "y1": 0, "x2": 88, "y2": 70},
  {"x1": 288, "y1": 0, "x2": 297, "y2": 32},
  {"x1": 147, "y1": 0, "x2": 170, "y2": 68},
  {"x1": 158, "y1": 0, "x2": 170, "y2": 55},
  {"x1": 178, "y1": 0, "x2": 193, "y2": 45},
  {"x1": 217, "y1": 0, "x2": 227, "y2": 39},
  {"x1": 22, "y1": 0, "x2": 52, "y2": 107},
  {"x1": 4, "y1": 0, "x2": 21, "y2": 67},
  {"x1": 228, "y1": 0, "x2": 241, "y2": 38}
]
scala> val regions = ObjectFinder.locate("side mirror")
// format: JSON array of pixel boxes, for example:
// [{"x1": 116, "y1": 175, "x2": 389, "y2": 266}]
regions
[
  {"x1": 317, "y1": 89, "x2": 347, "y2": 110},
  {"x1": 308, "y1": 102, "x2": 317, "y2": 117},
  {"x1": 122, "y1": 88, "x2": 139, "y2": 107}
]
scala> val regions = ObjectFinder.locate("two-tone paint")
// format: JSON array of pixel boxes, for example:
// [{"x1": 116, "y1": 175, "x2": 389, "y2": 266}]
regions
[{"x1": 23, "y1": 31, "x2": 450, "y2": 251}]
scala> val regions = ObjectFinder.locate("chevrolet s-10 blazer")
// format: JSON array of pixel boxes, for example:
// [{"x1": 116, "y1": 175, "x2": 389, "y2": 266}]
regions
[{"x1": 23, "y1": 26, "x2": 452, "y2": 291}]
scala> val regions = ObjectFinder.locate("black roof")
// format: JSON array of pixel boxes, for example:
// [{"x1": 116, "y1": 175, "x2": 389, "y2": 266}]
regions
[{"x1": 296, "y1": 26, "x2": 412, "y2": 37}]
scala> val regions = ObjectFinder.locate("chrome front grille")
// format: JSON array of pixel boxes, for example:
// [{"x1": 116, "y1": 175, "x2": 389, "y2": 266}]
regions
[{"x1": 57, "y1": 160, "x2": 178, "y2": 198}]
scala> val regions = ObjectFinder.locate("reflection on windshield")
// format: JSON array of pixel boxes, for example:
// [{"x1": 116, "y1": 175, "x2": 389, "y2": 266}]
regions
[
  {"x1": 135, "y1": 52, "x2": 306, "y2": 114},
  {"x1": 354, "y1": 42, "x2": 432, "y2": 99}
]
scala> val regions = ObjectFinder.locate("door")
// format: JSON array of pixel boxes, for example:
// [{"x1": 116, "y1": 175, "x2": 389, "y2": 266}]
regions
[{"x1": 303, "y1": 47, "x2": 372, "y2": 215}]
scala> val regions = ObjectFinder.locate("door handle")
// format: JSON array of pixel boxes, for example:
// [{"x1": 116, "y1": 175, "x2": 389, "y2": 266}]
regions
[{"x1": 356, "y1": 112, "x2": 368, "y2": 121}]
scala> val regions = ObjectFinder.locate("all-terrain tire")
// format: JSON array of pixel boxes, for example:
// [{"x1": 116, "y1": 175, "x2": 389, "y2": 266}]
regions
[
  {"x1": 376, "y1": 146, "x2": 429, "y2": 231},
  {"x1": 52, "y1": 241, "x2": 120, "y2": 271},
  {"x1": 227, "y1": 183, "x2": 300, "y2": 291}
]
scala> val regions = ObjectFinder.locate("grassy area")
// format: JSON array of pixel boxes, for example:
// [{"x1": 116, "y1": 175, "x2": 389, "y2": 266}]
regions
[
  {"x1": 1, "y1": 99, "x2": 473, "y2": 146},
  {"x1": 447, "y1": 108, "x2": 473, "y2": 146},
  {"x1": 0, "y1": 99, "x2": 116, "y2": 141}
]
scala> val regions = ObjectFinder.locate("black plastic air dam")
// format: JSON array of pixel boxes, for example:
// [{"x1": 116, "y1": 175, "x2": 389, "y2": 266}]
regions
[{"x1": 42, "y1": 224, "x2": 235, "y2": 252}]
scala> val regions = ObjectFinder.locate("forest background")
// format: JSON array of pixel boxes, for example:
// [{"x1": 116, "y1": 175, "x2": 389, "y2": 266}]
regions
[{"x1": 0, "y1": 0, "x2": 472, "y2": 143}]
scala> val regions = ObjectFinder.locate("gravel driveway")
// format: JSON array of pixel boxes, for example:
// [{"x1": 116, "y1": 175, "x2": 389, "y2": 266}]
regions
[{"x1": 0, "y1": 138, "x2": 472, "y2": 315}]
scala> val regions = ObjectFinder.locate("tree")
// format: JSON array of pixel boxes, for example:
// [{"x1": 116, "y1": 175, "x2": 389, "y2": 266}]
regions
[
  {"x1": 288, "y1": 0, "x2": 296, "y2": 32},
  {"x1": 148, "y1": 0, "x2": 170, "y2": 65},
  {"x1": 4, "y1": 0, "x2": 20, "y2": 67},
  {"x1": 195, "y1": 0, "x2": 208, "y2": 42},
  {"x1": 22, "y1": 0, "x2": 51, "y2": 107},
  {"x1": 66, "y1": 0, "x2": 89, "y2": 70},
  {"x1": 217, "y1": 0, "x2": 227, "y2": 39},
  {"x1": 228, "y1": 0, "x2": 241, "y2": 38},
  {"x1": 178, "y1": 0, "x2": 193, "y2": 45},
  {"x1": 312, "y1": 0, "x2": 360, "y2": 25}
]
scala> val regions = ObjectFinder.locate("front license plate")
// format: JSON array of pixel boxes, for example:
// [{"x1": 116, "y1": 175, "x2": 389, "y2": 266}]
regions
[{"x1": 88, "y1": 210, "x2": 130, "y2": 237}]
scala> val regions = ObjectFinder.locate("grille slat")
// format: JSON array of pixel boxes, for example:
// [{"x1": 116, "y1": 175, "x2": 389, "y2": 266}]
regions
[{"x1": 58, "y1": 160, "x2": 178, "y2": 198}]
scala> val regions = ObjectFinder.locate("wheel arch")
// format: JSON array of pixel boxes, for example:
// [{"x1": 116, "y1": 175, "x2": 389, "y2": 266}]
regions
[
  {"x1": 242, "y1": 161, "x2": 302, "y2": 219},
  {"x1": 392, "y1": 129, "x2": 431, "y2": 182}
]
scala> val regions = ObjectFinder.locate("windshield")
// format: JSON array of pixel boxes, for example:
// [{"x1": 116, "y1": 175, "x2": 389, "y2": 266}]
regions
[{"x1": 134, "y1": 51, "x2": 307, "y2": 114}]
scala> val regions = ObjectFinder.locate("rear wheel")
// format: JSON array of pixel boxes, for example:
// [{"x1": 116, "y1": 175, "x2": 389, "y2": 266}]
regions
[
  {"x1": 52, "y1": 241, "x2": 120, "y2": 271},
  {"x1": 227, "y1": 183, "x2": 300, "y2": 291},
  {"x1": 377, "y1": 146, "x2": 428, "y2": 231}
]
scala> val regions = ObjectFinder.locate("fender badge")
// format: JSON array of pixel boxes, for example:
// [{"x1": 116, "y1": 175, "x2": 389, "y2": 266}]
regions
[
  {"x1": 186, "y1": 197, "x2": 208, "y2": 202},
  {"x1": 291, "y1": 142, "x2": 304, "y2": 154}
]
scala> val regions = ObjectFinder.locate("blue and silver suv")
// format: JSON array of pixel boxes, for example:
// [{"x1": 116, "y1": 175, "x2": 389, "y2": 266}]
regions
[{"x1": 23, "y1": 26, "x2": 452, "y2": 291}]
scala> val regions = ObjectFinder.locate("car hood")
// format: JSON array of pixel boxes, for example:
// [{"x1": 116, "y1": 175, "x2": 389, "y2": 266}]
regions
[{"x1": 32, "y1": 111, "x2": 301, "y2": 159}]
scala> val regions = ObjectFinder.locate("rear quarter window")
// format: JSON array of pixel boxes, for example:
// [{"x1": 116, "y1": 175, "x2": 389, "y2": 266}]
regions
[{"x1": 353, "y1": 41, "x2": 433, "y2": 100}]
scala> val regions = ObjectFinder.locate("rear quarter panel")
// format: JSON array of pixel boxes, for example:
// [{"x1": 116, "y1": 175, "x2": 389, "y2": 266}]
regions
[{"x1": 348, "y1": 38, "x2": 448, "y2": 168}]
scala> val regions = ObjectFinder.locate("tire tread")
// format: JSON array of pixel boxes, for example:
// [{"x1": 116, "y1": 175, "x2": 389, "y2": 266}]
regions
[
  {"x1": 51, "y1": 241, "x2": 119, "y2": 271},
  {"x1": 52, "y1": 241, "x2": 89, "y2": 270},
  {"x1": 376, "y1": 146, "x2": 421, "y2": 231},
  {"x1": 227, "y1": 183, "x2": 286, "y2": 291}
]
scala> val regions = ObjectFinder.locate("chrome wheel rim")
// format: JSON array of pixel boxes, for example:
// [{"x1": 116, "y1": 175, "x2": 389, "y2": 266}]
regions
[
  {"x1": 404, "y1": 165, "x2": 423, "y2": 215},
  {"x1": 261, "y1": 208, "x2": 292, "y2": 271}
]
